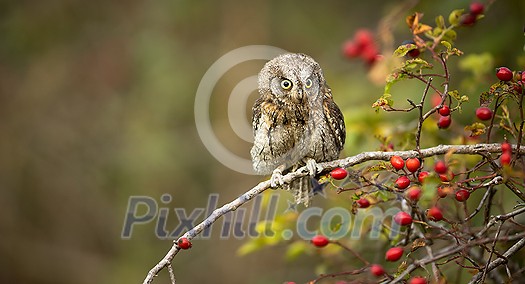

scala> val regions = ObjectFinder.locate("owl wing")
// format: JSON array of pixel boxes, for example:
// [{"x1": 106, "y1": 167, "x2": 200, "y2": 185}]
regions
[
  {"x1": 322, "y1": 83, "x2": 346, "y2": 151},
  {"x1": 251, "y1": 97, "x2": 263, "y2": 133}
]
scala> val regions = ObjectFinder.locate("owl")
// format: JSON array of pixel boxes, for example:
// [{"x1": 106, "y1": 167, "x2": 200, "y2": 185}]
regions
[{"x1": 251, "y1": 53, "x2": 346, "y2": 206}]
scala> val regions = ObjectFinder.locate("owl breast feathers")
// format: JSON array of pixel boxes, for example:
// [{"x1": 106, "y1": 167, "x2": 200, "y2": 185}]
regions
[{"x1": 250, "y1": 53, "x2": 346, "y2": 205}]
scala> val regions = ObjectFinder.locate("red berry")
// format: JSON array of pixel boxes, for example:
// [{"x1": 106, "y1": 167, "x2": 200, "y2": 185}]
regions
[
  {"x1": 469, "y1": 2, "x2": 484, "y2": 15},
  {"x1": 476, "y1": 107, "x2": 493, "y2": 121},
  {"x1": 438, "y1": 105, "x2": 451, "y2": 116},
  {"x1": 500, "y1": 152, "x2": 511, "y2": 166},
  {"x1": 455, "y1": 189, "x2": 471, "y2": 202},
  {"x1": 395, "y1": 176, "x2": 411, "y2": 189},
  {"x1": 354, "y1": 29, "x2": 374, "y2": 48},
  {"x1": 437, "y1": 115, "x2": 452, "y2": 129},
  {"x1": 390, "y1": 155, "x2": 405, "y2": 170},
  {"x1": 407, "y1": 48, "x2": 420, "y2": 58},
  {"x1": 385, "y1": 247, "x2": 404, "y2": 261},
  {"x1": 501, "y1": 142, "x2": 512, "y2": 153},
  {"x1": 343, "y1": 40, "x2": 361, "y2": 58},
  {"x1": 434, "y1": 160, "x2": 447, "y2": 174},
  {"x1": 361, "y1": 45, "x2": 380, "y2": 65},
  {"x1": 311, "y1": 235, "x2": 330, "y2": 247},
  {"x1": 356, "y1": 198, "x2": 370, "y2": 208},
  {"x1": 418, "y1": 171, "x2": 430, "y2": 183},
  {"x1": 470, "y1": 2, "x2": 485, "y2": 15},
  {"x1": 330, "y1": 167, "x2": 348, "y2": 180},
  {"x1": 409, "y1": 276, "x2": 428, "y2": 284},
  {"x1": 439, "y1": 171, "x2": 455, "y2": 182},
  {"x1": 178, "y1": 237, "x2": 192, "y2": 249},
  {"x1": 496, "y1": 67, "x2": 513, "y2": 81},
  {"x1": 437, "y1": 186, "x2": 453, "y2": 198},
  {"x1": 406, "y1": 158, "x2": 421, "y2": 172},
  {"x1": 461, "y1": 13, "x2": 477, "y2": 26},
  {"x1": 406, "y1": 186, "x2": 422, "y2": 201},
  {"x1": 370, "y1": 264, "x2": 385, "y2": 277},
  {"x1": 514, "y1": 82, "x2": 523, "y2": 94},
  {"x1": 394, "y1": 212, "x2": 413, "y2": 226},
  {"x1": 427, "y1": 206, "x2": 443, "y2": 221}
]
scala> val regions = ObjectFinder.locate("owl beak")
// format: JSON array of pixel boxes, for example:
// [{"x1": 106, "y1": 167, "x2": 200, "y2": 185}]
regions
[{"x1": 293, "y1": 88, "x2": 304, "y2": 101}]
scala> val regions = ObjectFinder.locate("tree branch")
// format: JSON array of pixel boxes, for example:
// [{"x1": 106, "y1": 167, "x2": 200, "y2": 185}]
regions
[{"x1": 143, "y1": 143, "x2": 525, "y2": 284}]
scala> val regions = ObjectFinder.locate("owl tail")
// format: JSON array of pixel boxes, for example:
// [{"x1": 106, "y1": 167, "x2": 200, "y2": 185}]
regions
[{"x1": 288, "y1": 177, "x2": 315, "y2": 206}]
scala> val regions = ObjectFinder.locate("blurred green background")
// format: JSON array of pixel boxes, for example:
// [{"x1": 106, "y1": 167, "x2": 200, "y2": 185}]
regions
[{"x1": 0, "y1": 0, "x2": 523, "y2": 283}]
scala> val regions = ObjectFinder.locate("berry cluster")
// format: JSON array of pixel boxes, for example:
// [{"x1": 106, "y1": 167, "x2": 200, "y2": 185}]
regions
[
  {"x1": 461, "y1": 2, "x2": 484, "y2": 26},
  {"x1": 437, "y1": 105, "x2": 452, "y2": 129},
  {"x1": 472, "y1": 66, "x2": 525, "y2": 131},
  {"x1": 495, "y1": 66, "x2": 525, "y2": 93},
  {"x1": 342, "y1": 29, "x2": 381, "y2": 65},
  {"x1": 500, "y1": 141, "x2": 512, "y2": 166}
]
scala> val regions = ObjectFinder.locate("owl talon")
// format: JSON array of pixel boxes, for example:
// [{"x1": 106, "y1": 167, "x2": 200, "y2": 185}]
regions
[
  {"x1": 305, "y1": 158, "x2": 322, "y2": 176},
  {"x1": 270, "y1": 168, "x2": 285, "y2": 187}
]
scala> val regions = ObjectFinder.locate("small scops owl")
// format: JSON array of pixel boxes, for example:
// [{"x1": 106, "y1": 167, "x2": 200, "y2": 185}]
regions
[{"x1": 251, "y1": 53, "x2": 346, "y2": 206}]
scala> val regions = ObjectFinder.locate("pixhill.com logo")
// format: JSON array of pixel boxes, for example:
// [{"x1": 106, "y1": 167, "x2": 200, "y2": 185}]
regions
[{"x1": 121, "y1": 193, "x2": 403, "y2": 240}]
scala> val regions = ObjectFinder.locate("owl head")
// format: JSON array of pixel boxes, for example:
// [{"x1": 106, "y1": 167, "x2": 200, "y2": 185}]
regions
[{"x1": 258, "y1": 53, "x2": 327, "y2": 103}]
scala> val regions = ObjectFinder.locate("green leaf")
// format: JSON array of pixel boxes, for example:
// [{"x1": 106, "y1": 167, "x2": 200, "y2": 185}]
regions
[
  {"x1": 448, "y1": 9, "x2": 464, "y2": 26},
  {"x1": 432, "y1": 27, "x2": 443, "y2": 38},
  {"x1": 448, "y1": 90, "x2": 460, "y2": 100},
  {"x1": 441, "y1": 40, "x2": 452, "y2": 51},
  {"x1": 444, "y1": 29, "x2": 457, "y2": 41},
  {"x1": 401, "y1": 58, "x2": 432, "y2": 70},
  {"x1": 394, "y1": 43, "x2": 418, "y2": 57},
  {"x1": 448, "y1": 47, "x2": 463, "y2": 57},
  {"x1": 435, "y1": 15, "x2": 445, "y2": 29}
]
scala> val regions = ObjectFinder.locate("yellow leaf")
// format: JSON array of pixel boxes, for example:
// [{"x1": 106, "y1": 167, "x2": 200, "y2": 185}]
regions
[{"x1": 414, "y1": 24, "x2": 432, "y2": 35}]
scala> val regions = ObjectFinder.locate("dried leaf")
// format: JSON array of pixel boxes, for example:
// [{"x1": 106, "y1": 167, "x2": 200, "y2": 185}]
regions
[
  {"x1": 411, "y1": 238, "x2": 427, "y2": 251},
  {"x1": 365, "y1": 162, "x2": 389, "y2": 173},
  {"x1": 465, "y1": 122, "x2": 486, "y2": 137},
  {"x1": 372, "y1": 95, "x2": 393, "y2": 111},
  {"x1": 414, "y1": 24, "x2": 432, "y2": 35},
  {"x1": 406, "y1": 13, "x2": 432, "y2": 34},
  {"x1": 406, "y1": 13, "x2": 420, "y2": 29}
]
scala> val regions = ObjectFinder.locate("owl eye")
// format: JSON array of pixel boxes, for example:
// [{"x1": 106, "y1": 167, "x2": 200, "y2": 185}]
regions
[
  {"x1": 280, "y1": 79, "x2": 292, "y2": 90},
  {"x1": 305, "y1": 78, "x2": 313, "y2": 88}
]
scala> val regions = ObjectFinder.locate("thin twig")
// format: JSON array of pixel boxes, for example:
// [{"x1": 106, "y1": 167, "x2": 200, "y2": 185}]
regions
[
  {"x1": 167, "y1": 264, "x2": 176, "y2": 284},
  {"x1": 468, "y1": 238, "x2": 525, "y2": 284}
]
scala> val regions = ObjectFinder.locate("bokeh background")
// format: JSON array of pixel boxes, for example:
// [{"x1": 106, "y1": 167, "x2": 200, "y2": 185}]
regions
[{"x1": 0, "y1": 0, "x2": 523, "y2": 283}]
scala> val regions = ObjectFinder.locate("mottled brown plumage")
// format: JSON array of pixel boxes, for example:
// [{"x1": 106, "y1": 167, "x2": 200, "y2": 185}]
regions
[{"x1": 251, "y1": 53, "x2": 346, "y2": 205}]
